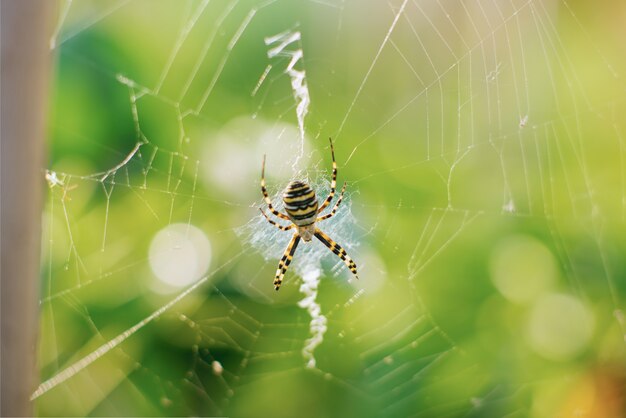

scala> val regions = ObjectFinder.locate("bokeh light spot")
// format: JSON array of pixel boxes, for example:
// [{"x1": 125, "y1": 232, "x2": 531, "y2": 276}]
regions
[
  {"x1": 149, "y1": 223, "x2": 211, "y2": 289},
  {"x1": 489, "y1": 235, "x2": 558, "y2": 304},
  {"x1": 527, "y1": 293, "x2": 594, "y2": 361}
]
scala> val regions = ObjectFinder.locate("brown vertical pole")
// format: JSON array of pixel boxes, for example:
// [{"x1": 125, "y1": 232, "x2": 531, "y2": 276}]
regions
[{"x1": 1, "y1": 1, "x2": 55, "y2": 415}]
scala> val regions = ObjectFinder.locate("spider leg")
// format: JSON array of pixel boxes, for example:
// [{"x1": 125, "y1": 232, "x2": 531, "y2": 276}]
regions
[
  {"x1": 317, "y1": 137, "x2": 337, "y2": 214},
  {"x1": 261, "y1": 155, "x2": 290, "y2": 221},
  {"x1": 274, "y1": 233, "x2": 301, "y2": 290},
  {"x1": 314, "y1": 228, "x2": 358, "y2": 279},
  {"x1": 317, "y1": 181, "x2": 346, "y2": 222},
  {"x1": 260, "y1": 208, "x2": 293, "y2": 231}
]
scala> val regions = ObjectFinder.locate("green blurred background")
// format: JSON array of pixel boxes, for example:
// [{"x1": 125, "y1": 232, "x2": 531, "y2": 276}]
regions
[{"x1": 37, "y1": 0, "x2": 626, "y2": 416}]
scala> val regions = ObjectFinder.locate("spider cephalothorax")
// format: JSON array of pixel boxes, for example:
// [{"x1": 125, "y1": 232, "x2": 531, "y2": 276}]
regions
[{"x1": 259, "y1": 138, "x2": 358, "y2": 290}]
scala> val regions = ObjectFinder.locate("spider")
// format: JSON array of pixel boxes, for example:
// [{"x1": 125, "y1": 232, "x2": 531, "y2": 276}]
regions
[{"x1": 260, "y1": 138, "x2": 359, "y2": 291}]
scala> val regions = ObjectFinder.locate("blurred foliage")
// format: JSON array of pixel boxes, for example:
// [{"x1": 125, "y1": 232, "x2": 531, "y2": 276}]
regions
[{"x1": 38, "y1": 0, "x2": 626, "y2": 417}]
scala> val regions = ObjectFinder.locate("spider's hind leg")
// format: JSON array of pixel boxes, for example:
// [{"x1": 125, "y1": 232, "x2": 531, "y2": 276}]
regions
[
  {"x1": 317, "y1": 181, "x2": 347, "y2": 222},
  {"x1": 318, "y1": 137, "x2": 338, "y2": 214},
  {"x1": 261, "y1": 155, "x2": 290, "y2": 221},
  {"x1": 260, "y1": 208, "x2": 293, "y2": 231}
]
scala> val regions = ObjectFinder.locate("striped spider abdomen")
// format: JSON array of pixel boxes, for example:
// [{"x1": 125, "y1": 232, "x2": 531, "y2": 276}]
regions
[{"x1": 283, "y1": 181, "x2": 318, "y2": 229}]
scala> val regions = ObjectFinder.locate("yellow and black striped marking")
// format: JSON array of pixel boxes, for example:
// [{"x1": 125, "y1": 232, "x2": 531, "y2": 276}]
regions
[
  {"x1": 314, "y1": 228, "x2": 359, "y2": 279},
  {"x1": 274, "y1": 234, "x2": 301, "y2": 290},
  {"x1": 260, "y1": 137, "x2": 359, "y2": 291},
  {"x1": 282, "y1": 181, "x2": 319, "y2": 226}
]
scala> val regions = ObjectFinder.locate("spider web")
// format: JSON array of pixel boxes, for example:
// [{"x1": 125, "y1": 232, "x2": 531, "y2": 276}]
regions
[{"x1": 35, "y1": 0, "x2": 626, "y2": 416}]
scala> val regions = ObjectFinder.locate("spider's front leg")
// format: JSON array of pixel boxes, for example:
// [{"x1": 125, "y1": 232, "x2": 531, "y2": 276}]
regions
[
  {"x1": 274, "y1": 233, "x2": 301, "y2": 290},
  {"x1": 314, "y1": 228, "x2": 358, "y2": 279}
]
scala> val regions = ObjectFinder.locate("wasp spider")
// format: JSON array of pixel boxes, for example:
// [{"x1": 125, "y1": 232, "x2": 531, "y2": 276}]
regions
[{"x1": 260, "y1": 138, "x2": 359, "y2": 290}]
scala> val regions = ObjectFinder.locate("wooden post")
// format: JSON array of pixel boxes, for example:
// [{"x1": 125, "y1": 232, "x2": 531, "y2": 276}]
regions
[{"x1": 1, "y1": 1, "x2": 55, "y2": 415}]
